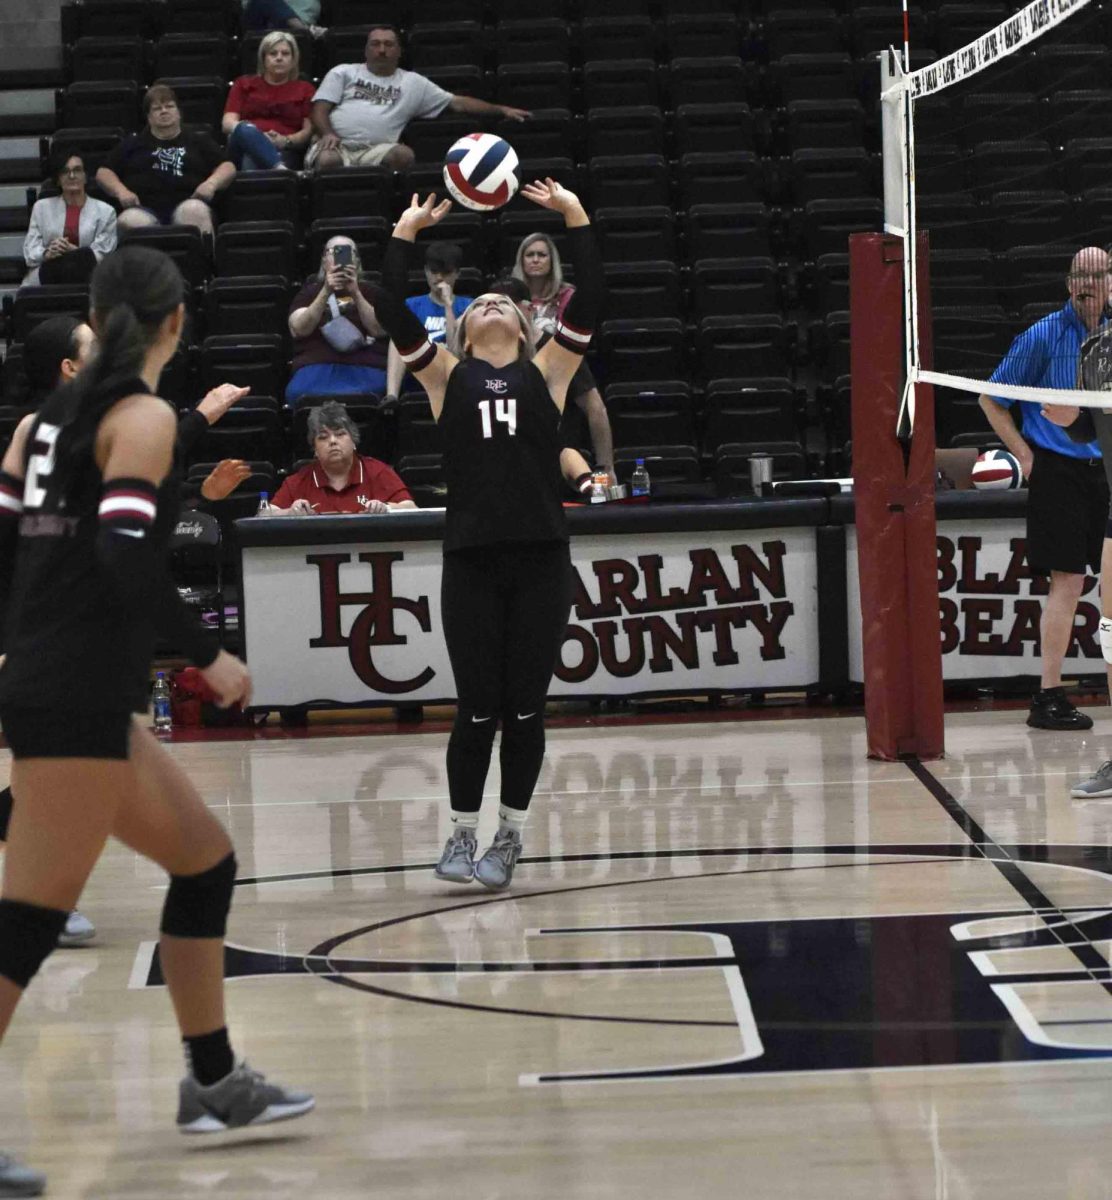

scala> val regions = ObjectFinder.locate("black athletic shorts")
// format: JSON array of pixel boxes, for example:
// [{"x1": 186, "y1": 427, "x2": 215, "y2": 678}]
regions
[
  {"x1": 0, "y1": 707, "x2": 133, "y2": 760},
  {"x1": 1025, "y1": 446, "x2": 1109, "y2": 575}
]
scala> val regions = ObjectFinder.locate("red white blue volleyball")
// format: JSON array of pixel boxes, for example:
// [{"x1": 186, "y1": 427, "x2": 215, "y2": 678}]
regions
[
  {"x1": 971, "y1": 449, "x2": 1024, "y2": 489},
  {"x1": 443, "y1": 132, "x2": 520, "y2": 212}
]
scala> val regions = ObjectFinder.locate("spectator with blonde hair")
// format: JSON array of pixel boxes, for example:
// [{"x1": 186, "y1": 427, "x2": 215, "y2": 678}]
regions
[
  {"x1": 222, "y1": 31, "x2": 315, "y2": 171},
  {"x1": 512, "y1": 231, "x2": 575, "y2": 337}
]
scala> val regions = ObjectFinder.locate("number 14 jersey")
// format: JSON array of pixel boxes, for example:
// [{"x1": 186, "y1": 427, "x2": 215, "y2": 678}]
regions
[{"x1": 440, "y1": 356, "x2": 567, "y2": 552}]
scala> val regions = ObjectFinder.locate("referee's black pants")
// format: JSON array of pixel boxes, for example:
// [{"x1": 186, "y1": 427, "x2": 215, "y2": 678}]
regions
[{"x1": 441, "y1": 541, "x2": 573, "y2": 814}]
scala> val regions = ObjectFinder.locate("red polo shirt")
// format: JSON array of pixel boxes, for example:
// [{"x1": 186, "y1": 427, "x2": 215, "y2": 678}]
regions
[{"x1": 272, "y1": 454, "x2": 412, "y2": 513}]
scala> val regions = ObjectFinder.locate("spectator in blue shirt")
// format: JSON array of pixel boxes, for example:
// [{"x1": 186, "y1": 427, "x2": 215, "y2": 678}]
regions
[
  {"x1": 978, "y1": 245, "x2": 1110, "y2": 731},
  {"x1": 383, "y1": 242, "x2": 472, "y2": 404}
]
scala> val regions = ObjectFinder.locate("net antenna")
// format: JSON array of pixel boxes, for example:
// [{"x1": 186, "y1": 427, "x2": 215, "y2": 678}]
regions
[{"x1": 881, "y1": 0, "x2": 1095, "y2": 440}]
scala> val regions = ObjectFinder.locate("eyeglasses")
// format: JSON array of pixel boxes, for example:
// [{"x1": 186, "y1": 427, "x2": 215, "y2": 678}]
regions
[{"x1": 60, "y1": 166, "x2": 85, "y2": 176}]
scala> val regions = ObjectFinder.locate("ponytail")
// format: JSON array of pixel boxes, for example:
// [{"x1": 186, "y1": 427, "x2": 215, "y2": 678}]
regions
[{"x1": 37, "y1": 245, "x2": 183, "y2": 474}]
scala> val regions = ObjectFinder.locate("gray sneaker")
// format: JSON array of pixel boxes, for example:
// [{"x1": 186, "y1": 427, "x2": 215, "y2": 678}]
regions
[
  {"x1": 474, "y1": 829, "x2": 523, "y2": 891},
  {"x1": 177, "y1": 1061, "x2": 315, "y2": 1134},
  {"x1": 0, "y1": 1153, "x2": 45, "y2": 1198},
  {"x1": 435, "y1": 828, "x2": 477, "y2": 883},
  {"x1": 1070, "y1": 759, "x2": 1112, "y2": 798},
  {"x1": 58, "y1": 909, "x2": 95, "y2": 947}
]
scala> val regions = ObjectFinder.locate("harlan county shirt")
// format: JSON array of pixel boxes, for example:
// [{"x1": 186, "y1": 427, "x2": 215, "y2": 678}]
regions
[{"x1": 312, "y1": 65, "x2": 452, "y2": 144}]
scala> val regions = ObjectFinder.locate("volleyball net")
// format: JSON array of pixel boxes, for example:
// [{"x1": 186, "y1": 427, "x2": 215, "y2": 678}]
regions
[{"x1": 882, "y1": 0, "x2": 1112, "y2": 446}]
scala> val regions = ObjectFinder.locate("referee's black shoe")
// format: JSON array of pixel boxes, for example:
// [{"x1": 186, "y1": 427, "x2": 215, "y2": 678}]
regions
[{"x1": 1026, "y1": 687, "x2": 1094, "y2": 730}]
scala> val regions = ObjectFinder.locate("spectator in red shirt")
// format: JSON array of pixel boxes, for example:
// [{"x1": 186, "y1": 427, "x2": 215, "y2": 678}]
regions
[
  {"x1": 222, "y1": 31, "x2": 315, "y2": 171},
  {"x1": 269, "y1": 400, "x2": 416, "y2": 514}
]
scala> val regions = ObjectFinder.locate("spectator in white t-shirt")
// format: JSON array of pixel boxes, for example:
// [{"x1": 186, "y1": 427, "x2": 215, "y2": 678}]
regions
[{"x1": 307, "y1": 24, "x2": 530, "y2": 172}]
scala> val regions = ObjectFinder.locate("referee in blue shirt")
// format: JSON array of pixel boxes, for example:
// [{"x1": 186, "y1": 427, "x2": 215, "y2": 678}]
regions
[{"x1": 978, "y1": 246, "x2": 1110, "y2": 730}]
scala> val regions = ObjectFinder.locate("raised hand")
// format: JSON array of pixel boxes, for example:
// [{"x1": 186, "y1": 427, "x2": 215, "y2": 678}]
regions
[
  {"x1": 196, "y1": 383, "x2": 251, "y2": 426},
  {"x1": 398, "y1": 192, "x2": 452, "y2": 233},
  {"x1": 200, "y1": 458, "x2": 252, "y2": 501},
  {"x1": 520, "y1": 177, "x2": 581, "y2": 214}
]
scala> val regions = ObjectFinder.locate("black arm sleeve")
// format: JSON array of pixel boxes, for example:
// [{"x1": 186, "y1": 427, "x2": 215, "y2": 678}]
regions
[
  {"x1": 96, "y1": 525, "x2": 220, "y2": 667},
  {"x1": 175, "y1": 408, "x2": 208, "y2": 457},
  {"x1": 553, "y1": 223, "x2": 605, "y2": 355},
  {"x1": 365, "y1": 276, "x2": 439, "y2": 372},
  {"x1": 381, "y1": 234, "x2": 411, "y2": 299},
  {"x1": 96, "y1": 477, "x2": 219, "y2": 668},
  {"x1": 1065, "y1": 408, "x2": 1098, "y2": 443}
]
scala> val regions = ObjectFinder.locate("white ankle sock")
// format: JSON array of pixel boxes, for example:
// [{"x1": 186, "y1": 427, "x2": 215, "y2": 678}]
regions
[
  {"x1": 498, "y1": 805, "x2": 527, "y2": 835},
  {"x1": 450, "y1": 809, "x2": 479, "y2": 831}
]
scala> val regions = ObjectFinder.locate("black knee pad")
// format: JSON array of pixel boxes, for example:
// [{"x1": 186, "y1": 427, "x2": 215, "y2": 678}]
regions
[
  {"x1": 0, "y1": 785, "x2": 12, "y2": 841},
  {"x1": 160, "y1": 852, "x2": 237, "y2": 939},
  {"x1": 0, "y1": 898, "x2": 68, "y2": 988}
]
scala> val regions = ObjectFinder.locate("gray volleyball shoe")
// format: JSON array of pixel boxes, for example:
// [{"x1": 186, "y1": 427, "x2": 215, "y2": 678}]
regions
[
  {"x1": 435, "y1": 828, "x2": 477, "y2": 883},
  {"x1": 1070, "y1": 760, "x2": 1112, "y2": 798},
  {"x1": 475, "y1": 829, "x2": 523, "y2": 891},
  {"x1": 58, "y1": 909, "x2": 96, "y2": 947},
  {"x1": 177, "y1": 1062, "x2": 315, "y2": 1134},
  {"x1": 0, "y1": 1152, "x2": 45, "y2": 1198}
]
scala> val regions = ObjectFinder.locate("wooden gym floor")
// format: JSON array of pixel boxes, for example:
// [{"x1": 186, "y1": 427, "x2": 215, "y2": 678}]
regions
[{"x1": 1, "y1": 705, "x2": 1110, "y2": 1198}]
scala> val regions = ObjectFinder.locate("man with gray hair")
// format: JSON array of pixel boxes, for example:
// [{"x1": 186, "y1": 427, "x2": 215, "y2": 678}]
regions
[{"x1": 268, "y1": 400, "x2": 416, "y2": 514}]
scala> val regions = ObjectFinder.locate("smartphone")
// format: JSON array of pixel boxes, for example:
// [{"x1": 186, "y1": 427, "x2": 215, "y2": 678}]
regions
[{"x1": 332, "y1": 244, "x2": 354, "y2": 268}]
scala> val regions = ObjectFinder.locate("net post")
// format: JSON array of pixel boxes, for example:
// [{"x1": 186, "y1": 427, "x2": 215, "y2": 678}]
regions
[{"x1": 850, "y1": 231, "x2": 944, "y2": 761}]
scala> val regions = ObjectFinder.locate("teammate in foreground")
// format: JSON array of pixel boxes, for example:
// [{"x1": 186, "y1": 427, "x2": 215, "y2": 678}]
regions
[
  {"x1": 0, "y1": 247, "x2": 313, "y2": 1198},
  {"x1": 371, "y1": 182, "x2": 602, "y2": 890}
]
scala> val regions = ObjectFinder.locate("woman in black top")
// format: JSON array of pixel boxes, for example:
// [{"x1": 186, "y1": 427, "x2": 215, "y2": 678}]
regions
[
  {"x1": 369, "y1": 181, "x2": 603, "y2": 891},
  {"x1": 0, "y1": 246, "x2": 312, "y2": 1197}
]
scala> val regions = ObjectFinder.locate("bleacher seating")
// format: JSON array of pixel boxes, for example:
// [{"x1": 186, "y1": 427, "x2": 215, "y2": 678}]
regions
[{"x1": 20, "y1": 0, "x2": 1112, "y2": 480}]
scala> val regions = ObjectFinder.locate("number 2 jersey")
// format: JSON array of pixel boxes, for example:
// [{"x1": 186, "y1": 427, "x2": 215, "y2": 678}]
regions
[
  {"x1": 0, "y1": 377, "x2": 216, "y2": 714},
  {"x1": 440, "y1": 355, "x2": 568, "y2": 553}
]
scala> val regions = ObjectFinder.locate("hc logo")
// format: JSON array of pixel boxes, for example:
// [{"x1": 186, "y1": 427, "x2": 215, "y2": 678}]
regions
[{"x1": 307, "y1": 551, "x2": 434, "y2": 693}]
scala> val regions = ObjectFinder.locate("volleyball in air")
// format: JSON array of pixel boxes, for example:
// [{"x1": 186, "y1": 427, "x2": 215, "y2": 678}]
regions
[
  {"x1": 443, "y1": 132, "x2": 520, "y2": 211},
  {"x1": 971, "y1": 449, "x2": 1024, "y2": 489}
]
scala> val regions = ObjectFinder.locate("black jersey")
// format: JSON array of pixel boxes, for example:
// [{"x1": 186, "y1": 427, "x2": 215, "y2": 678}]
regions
[
  {"x1": 0, "y1": 378, "x2": 183, "y2": 714},
  {"x1": 440, "y1": 356, "x2": 568, "y2": 552}
]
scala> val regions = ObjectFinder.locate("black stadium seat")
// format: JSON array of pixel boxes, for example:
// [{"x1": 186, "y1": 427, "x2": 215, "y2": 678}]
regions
[
  {"x1": 198, "y1": 335, "x2": 288, "y2": 406},
  {"x1": 10, "y1": 286, "x2": 90, "y2": 342},
  {"x1": 205, "y1": 277, "x2": 290, "y2": 340},
  {"x1": 309, "y1": 168, "x2": 393, "y2": 221},
  {"x1": 702, "y1": 378, "x2": 800, "y2": 456},
  {"x1": 588, "y1": 155, "x2": 670, "y2": 210},
  {"x1": 602, "y1": 261, "x2": 682, "y2": 322},
  {"x1": 408, "y1": 22, "x2": 484, "y2": 70},
  {"x1": 667, "y1": 57, "x2": 747, "y2": 107},
  {"x1": 583, "y1": 60, "x2": 659, "y2": 109},
  {"x1": 59, "y1": 81, "x2": 139, "y2": 132},
  {"x1": 156, "y1": 77, "x2": 226, "y2": 131},
  {"x1": 586, "y1": 107, "x2": 665, "y2": 159},
  {"x1": 697, "y1": 315, "x2": 789, "y2": 380},
  {"x1": 45, "y1": 127, "x2": 124, "y2": 178},
  {"x1": 221, "y1": 171, "x2": 300, "y2": 227},
  {"x1": 598, "y1": 318, "x2": 686, "y2": 383},
  {"x1": 763, "y1": 8, "x2": 844, "y2": 59},
  {"x1": 581, "y1": 16, "x2": 655, "y2": 62},
  {"x1": 686, "y1": 203, "x2": 772, "y2": 260},
  {"x1": 674, "y1": 104, "x2": 754, "y2": 156},
  {"x1": 306, "y1": 217, "x2": 389, "y2": 274},
  {"x1": 117, "y1": 224, "x2": 210, "y2": 288},
  {"x1": 692, "y1": 258, "x2": 778, "y2": 320},
  {"x1": 663, "y1": 14, "x2": 741, "y2": 60},
  {"x1": 214, "y1": 221, "x2": 299, "y2": 281},
  {"x1": 68, "y1": 36, "x2": 146, "y2": 83},
  {"x1": 594, "y1": 207, "x2": 677, "y2": 264},
  {"x1": 496, "y1": 62, "x2": 571, "y2": 111},
  {"x1": 153, "y1": 33, "x2": 230, "y2": 80},
  {"x1": 678, "y1": 152, "x2": 765, "y2": 208},
  {"x1": 496, "y1": 19, "x2": 571, "y2": 66}
]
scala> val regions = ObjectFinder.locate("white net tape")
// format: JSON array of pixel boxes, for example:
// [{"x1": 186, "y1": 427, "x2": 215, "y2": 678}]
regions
[{"x1": 903, "y1": 0, "x2": 1091, "y2": 99}]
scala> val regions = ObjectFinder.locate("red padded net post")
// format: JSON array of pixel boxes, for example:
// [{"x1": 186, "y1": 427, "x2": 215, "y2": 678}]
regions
[{"x1": 850, "y1": 231, "x2": 944, "y2": 761}]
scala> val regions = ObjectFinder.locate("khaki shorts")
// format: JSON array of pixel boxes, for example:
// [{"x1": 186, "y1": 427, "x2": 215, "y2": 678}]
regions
[{"x1": 305, "y1": 139, "x2": 399, "y2": 168}]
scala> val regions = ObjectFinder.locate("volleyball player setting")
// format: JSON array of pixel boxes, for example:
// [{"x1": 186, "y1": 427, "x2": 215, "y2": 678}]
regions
[
  {"x1": 442, "y1": 133, "x2": 520, "y2": 212},
  {"x1": 2, "y1": 1, "x2": 1112, "y2": 1198}
]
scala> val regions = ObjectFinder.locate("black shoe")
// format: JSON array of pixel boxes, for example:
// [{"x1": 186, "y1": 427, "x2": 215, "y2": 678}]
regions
[{"x1": 1026, "y1": 687, "x2": 1093, "y2": 730}]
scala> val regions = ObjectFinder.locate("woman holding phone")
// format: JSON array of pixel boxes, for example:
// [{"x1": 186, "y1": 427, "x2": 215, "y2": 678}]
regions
[{"x1": 285, "y1": 235, "x2": 388, "y2": 407}]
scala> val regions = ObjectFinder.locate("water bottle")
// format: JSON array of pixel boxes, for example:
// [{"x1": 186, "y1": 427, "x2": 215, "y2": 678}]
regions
[
  {"x1": 153, "y1": 672, "x2": 172, "y2": 733},
  {"x1": 631, "y1": 458, "x2": 651, "y2": 498},
  {"x1": 256, "y1": 491, "x2": 271, "y2": 515}
]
